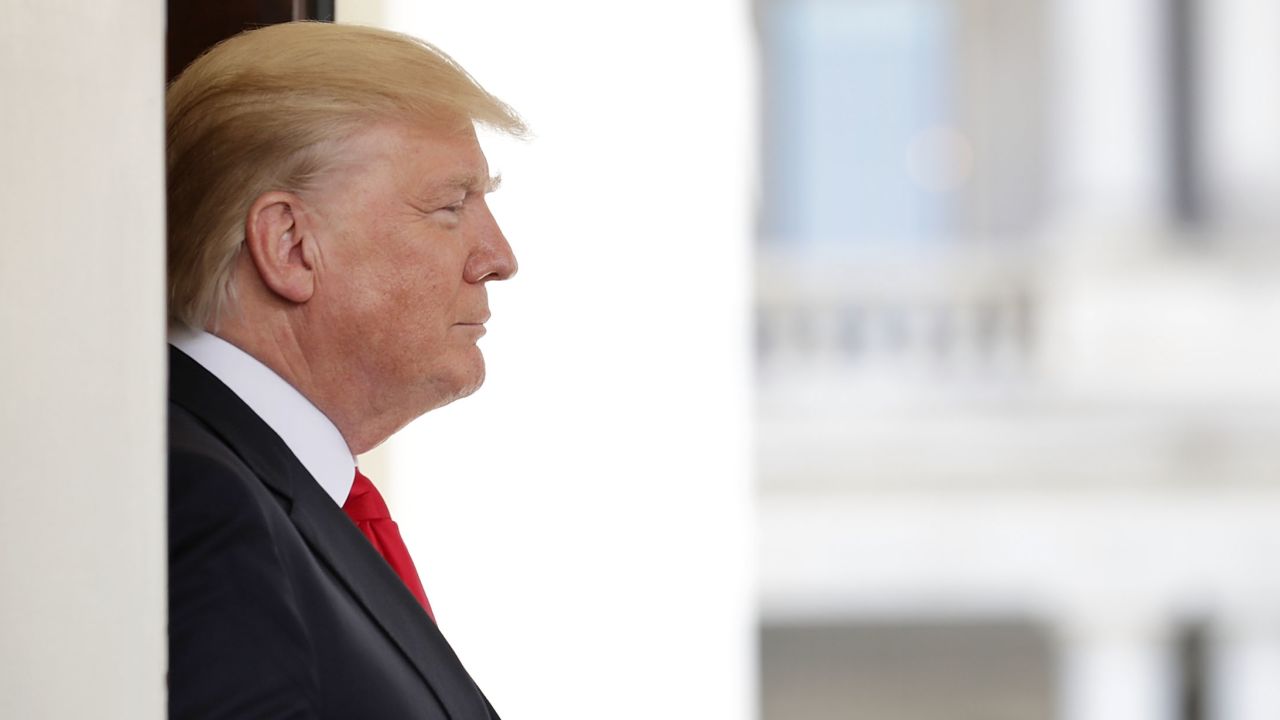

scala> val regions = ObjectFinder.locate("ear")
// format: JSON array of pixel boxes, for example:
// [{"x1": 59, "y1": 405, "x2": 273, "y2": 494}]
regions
[{"x1": 244, "y1": 191, "x2": 316, "y2": 304}]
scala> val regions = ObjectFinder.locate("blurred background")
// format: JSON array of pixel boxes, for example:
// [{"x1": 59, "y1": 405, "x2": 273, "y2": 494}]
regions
[{"x1": 755, "y1": 1, "x2": 1280, "y2": 720}]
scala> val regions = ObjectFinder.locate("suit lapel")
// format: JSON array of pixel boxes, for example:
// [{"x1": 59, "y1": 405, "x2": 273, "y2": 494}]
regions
[
  {"x1": 288, "y1": 485, "x2": 492, "y2": 719},
  {"x1": 169, "y1": 346, "x2": 493, "y2": 720}
]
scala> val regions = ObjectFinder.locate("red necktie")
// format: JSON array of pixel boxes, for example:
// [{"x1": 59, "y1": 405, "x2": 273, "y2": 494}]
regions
[{"x1": 342, "y1": 469, "x2": 435, "y2": 621}]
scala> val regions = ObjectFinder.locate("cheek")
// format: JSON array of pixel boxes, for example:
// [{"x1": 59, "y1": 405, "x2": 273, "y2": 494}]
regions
[
  {"x1": 358, "y1": 276, "x2": 452, "y2": 359},
  {"x1": 387, "y1": 268, "x2": 449, "y2": 317},
  {"x1": 385, "y1": 248, "x2": 462, "y2": 313}
]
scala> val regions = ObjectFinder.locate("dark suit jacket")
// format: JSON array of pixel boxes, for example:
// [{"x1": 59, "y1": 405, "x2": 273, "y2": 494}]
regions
[{"x1": 168, "y1": 346, "x2": 499, "y2": 719}]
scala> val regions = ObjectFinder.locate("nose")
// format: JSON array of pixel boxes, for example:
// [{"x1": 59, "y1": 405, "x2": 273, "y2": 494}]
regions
[{"x1": 465, "y1": 205, "x2": 518, "y2": 283}]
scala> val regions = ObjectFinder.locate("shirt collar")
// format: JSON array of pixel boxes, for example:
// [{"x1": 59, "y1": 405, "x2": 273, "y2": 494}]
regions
[{"x1": 169, "y1": 325, "x2": 356, "y2": 506}]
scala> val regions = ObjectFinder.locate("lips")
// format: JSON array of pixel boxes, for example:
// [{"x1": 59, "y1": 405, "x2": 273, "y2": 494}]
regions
[{"x1": 456, "y1": 322, "x2": 487, "y2": 337}]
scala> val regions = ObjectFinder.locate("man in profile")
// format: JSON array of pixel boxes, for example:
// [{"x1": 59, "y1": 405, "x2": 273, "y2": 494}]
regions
[{"x1": 166, "y1": 22, "x2": 521, "y2": 719}]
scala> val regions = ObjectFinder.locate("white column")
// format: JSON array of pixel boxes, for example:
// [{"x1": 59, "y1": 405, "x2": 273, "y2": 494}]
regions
[
  {"x1": 1198, "y1": 0, "x2": 1280, "y2": 232},
  {"x1": 0, "y1": 2, "x2": 166, "y2": 719},
  {"x1": 1056, "y1": 613, "x2": 1177, "y2": 720},
  {"x1": 1039, "y1": 0, "x2": 1177, "y2": 392},
  {"x1": 1211, "y1": 610, "x2": 1280, "y2": 720},
  {"x1": 1046, "y1": 0, "x2": 1168, "y2": 235}
]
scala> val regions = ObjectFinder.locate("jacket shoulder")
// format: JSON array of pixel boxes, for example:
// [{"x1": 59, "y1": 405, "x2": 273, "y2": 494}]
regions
[{"x1": 168, "y1": 400, "x2": 322, "y2": 719}]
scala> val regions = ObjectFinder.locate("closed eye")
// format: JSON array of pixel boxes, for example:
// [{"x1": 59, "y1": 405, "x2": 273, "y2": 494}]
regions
[
  {"x1": 410, "y1": 199, "x2": 464, "y2": 218},
  {"x1": 431, "y1": 199, "x2": 466, "y2": 225}
]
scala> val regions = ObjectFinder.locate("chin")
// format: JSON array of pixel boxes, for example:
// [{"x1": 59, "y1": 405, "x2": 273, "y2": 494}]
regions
[
  {"x1": 421, "y1": 363, "x2": 486, "y2": 413},
  {"x1": 454, "y1": 367, "x2": 487, "y2": 402}
]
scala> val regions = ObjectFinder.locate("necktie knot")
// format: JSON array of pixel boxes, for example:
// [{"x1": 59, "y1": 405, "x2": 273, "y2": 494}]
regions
[{"x1": 345, "y1": 469, "x2": 391, "y2": 521}]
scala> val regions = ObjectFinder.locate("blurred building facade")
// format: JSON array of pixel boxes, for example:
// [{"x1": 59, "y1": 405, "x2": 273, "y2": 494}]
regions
[{"x1": 755, "y1": 1, "x2": 1280, "y2": 719}]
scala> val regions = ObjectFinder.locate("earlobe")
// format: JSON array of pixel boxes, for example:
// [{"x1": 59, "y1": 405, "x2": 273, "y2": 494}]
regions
[{"x1": 244, "y1": 191, "x2": 316, "y2": 304}]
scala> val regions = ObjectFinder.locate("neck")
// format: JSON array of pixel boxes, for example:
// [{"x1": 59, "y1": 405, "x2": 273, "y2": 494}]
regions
[{"x1": 212, "y1": 312, "x2": 398, "y2": 456}]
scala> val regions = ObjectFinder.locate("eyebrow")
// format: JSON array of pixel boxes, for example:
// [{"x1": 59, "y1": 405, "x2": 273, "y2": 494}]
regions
[
  {"x1": 410, "y1": 173, "x2": 502, "y2": 211},
  {"x1": 444, "y1": 173, "x2": 502, "y2": 194}
]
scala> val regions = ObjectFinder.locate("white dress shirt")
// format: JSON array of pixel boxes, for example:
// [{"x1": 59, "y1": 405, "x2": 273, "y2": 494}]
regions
[{"x1": 169, "y1": 325, "x2": 356, "y2": 506}]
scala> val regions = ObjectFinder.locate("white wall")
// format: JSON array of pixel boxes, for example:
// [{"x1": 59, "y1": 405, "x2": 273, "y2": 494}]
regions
[
  {"x1": 345, "y1": 3, "x2": 757, "y2": 718},
  {"x1": 0, "y1": 3, "x2": 166, "y2": 719}
]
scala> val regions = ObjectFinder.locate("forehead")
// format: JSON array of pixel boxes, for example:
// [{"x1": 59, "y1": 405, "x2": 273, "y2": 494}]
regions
[{"x1": 336, "y1": 120, "x2": 490, "y2": 194}]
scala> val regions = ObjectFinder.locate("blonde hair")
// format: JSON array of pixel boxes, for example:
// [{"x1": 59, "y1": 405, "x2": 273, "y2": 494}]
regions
[{"x1": 166, "y1": 21, "x2": 525, "y2": 328}]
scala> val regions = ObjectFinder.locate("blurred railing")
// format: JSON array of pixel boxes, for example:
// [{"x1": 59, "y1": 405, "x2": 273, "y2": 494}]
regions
[
  {"x1": 754, "y1": 242, "x2": 1280, "y2": 491},
  {"x1": 756, "y1": 245, "x2": 1040, "y2": 400}
]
